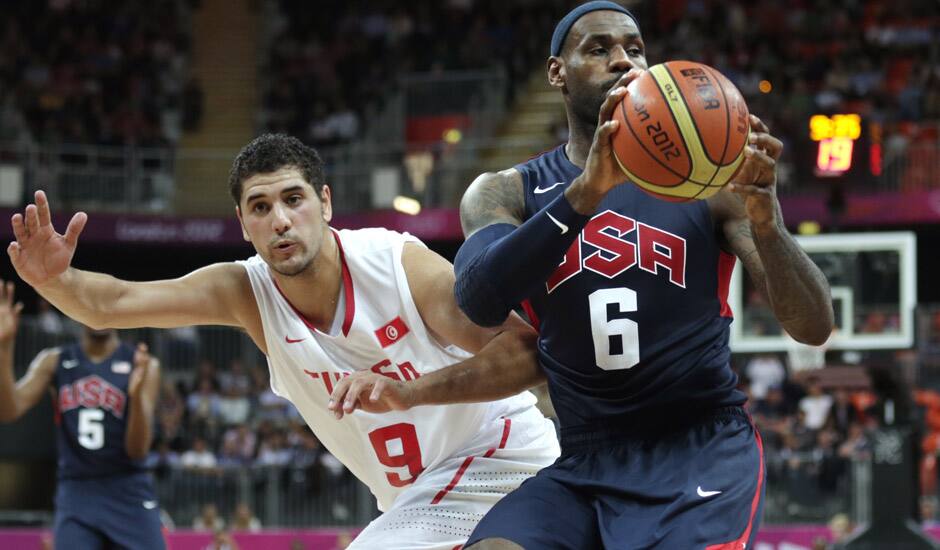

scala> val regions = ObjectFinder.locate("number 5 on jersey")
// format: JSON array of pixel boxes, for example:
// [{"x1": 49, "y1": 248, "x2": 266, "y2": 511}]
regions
[
  {"x1": 589, "y1": 287, "x2": 640, "y2": 370},
  {"x1": 78, "y1": 408, "x2": 105, "y2": 450}
]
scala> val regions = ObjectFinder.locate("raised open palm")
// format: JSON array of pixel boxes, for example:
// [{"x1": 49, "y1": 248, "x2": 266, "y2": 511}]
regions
[{"x1": 7, "y1": 191, "x2": 87, "y2": 288}]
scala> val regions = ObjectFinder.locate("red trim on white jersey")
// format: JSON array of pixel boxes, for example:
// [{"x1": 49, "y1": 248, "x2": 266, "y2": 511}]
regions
[
  {"x1": 271, "y1": 230, "x2": 356, "y2": 337},
  {"x1": 431, "y1": 418, "x2": 512, "y2": 505}
]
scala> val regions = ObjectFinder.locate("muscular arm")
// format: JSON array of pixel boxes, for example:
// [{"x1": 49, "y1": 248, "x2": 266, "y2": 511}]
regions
[
  {"x1": 459, "y1": 169, "x2": 526, "y2": 237},
  {"x1": 454, "y1": 170, "x2": 591, "y2": 326},
  {"x1": 0, "y1": 348, "x2": 57, "y2": 423},
  {"x1": 125, "y1": 356, "x2": 160, "y2": 460},
  {"x1": 36, "y1": 263, "x2": 251, "y2": 330},
  {"x1": 406, "y1": 242, "x2": 544, "y2": 400},
  {"x1": 710, "y1": 190, "x2": 834, "y2": 345}
]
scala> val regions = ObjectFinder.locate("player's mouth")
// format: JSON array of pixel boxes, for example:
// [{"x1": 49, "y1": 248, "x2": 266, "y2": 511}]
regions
[{"x1": 273, "y1": 240, "x2": 299, "y2": 255}]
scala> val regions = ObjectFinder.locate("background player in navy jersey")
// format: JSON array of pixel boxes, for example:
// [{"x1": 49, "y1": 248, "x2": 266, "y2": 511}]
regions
[
  {"x1": 0, "y1": 281, "x2": 164, "y2": 550},
  {"x1": 416, "y1": 2, "x2": 831, "y2": 548}
]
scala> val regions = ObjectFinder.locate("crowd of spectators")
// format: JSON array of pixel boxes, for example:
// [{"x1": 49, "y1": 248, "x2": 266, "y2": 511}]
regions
[
  {"x1": 0, "y1": 0, "x2": 198, "y2": 150},
  {"x1": 638, "y1": 0, "x2": 940, "y2": 188},
  {"x1": 260, "y1": 0, "x2": 571, "y2": 147}
]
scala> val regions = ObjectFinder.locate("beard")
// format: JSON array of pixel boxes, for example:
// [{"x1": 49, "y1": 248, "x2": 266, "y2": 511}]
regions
[
  {"x1": 567, "y1": 74, "x2": 623, "y2": 130},
  {"x1": 269, "y1": 255, "x2": 314, "y2": 277}
]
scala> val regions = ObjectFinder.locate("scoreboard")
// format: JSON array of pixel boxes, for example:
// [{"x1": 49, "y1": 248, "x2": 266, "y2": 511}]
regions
[{"x1": 808, "y1": 113, "x2": 882, "y2": 178}]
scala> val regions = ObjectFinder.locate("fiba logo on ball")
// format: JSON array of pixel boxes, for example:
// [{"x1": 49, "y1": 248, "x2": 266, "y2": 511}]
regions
[
  {"x1": 612, "y1": 60, "x2": 750, "y2": 202},
  {"x1": 385, "y1": 325, "x2": 399, "y2": 341}
]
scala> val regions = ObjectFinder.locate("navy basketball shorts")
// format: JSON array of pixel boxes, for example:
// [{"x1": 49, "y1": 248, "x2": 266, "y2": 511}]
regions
[
  {"x1": 54, "y1": 472, "x2": 165, "y2": 550},
  {"x1": 466, "y1": 406, "x2": 764, "y2": 549}
]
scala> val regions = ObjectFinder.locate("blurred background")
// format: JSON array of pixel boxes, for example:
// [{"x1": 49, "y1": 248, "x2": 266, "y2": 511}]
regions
[{"x1": 0, "y1": 0, "x2": 938, "y2": 548}]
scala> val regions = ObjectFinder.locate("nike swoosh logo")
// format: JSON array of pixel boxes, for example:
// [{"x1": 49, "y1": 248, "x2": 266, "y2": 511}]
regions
[
  {"x1": 533, "y1": 181, "x2": 565, "y2": 194},
  {"x1": 697, "y1": 486, "x2": 722, "y2": 498},
  {"x1": 62, "y1": 359, "x2": 79, "y2": 369},
  {"x1": 285, "y1": 336, "x2": 305, "y2": 344},
  {"x1": 546, "y1": 212, "x2": 568, "y2": 235},
  {"x1": 143, "y1": 500, "x2": 158, "y2": 510}
]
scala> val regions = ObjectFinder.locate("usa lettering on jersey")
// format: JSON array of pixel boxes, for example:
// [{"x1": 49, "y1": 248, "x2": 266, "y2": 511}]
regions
[
  {"x1": 59, "y1": 375, "x2": 127, "y2": 418},
  {"x1": 547, "y1": 210, "x2": 687, "y2": 293}
]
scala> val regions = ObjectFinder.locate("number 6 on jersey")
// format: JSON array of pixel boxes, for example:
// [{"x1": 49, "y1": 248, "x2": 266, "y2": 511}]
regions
[{"x1": 589, "y1": 287, "x2": 640, "y2": 370}]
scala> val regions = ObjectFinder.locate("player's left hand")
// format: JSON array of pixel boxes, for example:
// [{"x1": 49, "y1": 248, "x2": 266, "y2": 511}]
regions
[
  {"x1": 0, "y1": 281, "x2": 24, "y2": 345},
  {"x1": 129, "y1": 343, "x2": 151, "y2": 398},
  {"x1": 727, "y1": 114, "x2": 784, "y2": 227},
  {"x1": 328, "y1": 371, "x2": 415, "y2": 419}
]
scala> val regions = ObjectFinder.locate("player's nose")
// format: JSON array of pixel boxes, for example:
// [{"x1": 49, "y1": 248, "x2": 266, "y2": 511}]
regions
[
  {"x1": 271, "y1": 203, "x2": 291, "y2": 234},
  {"x1": 608, "y1": 45, "x2": 635, "y2": 73}
]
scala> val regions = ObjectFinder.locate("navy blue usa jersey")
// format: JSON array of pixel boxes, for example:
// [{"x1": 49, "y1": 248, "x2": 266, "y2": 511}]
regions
[
  {"x1": 516, "y1": 145, "x2": 746, "y2": 429},
  {"x1": 53, "y1": 342, "x2": 144, "y2": 479}
]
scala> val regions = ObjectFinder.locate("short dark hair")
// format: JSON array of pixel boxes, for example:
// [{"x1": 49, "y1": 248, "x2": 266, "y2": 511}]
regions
[{"x1": 228, "y1": 134, "x2": 326, "y2": 204}]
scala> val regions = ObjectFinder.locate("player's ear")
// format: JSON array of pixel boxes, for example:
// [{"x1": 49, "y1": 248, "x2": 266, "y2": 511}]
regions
[
  {"x1": 319, "y1": 185, "x2": 333, "y2": 223},
  {"x1": 235, "y1": 206, "x2": 250, "y2": 241},
  {"x1": 548, "y1": 56, "x2": 566, "y2": 89}
]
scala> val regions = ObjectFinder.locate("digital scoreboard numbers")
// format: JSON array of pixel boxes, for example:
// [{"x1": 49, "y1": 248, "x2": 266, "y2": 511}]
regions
[{"x1": 810, "y1": 114, "x2": 862, "y2": 176}]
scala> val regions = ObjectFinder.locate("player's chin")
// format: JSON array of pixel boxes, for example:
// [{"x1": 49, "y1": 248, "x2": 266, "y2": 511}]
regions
[{"x1": 270, "y1": 256, "x2": 310, "y2": 277}]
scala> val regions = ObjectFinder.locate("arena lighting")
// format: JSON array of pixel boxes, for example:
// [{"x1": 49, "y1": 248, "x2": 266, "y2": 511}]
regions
[
  {"x1": 758, "y1": 80, "x2": 772, "y2": 93},
  {"x1": 443, "y1": 128, "x2": 463, "y2": 144},
  {"x1": 393, "y1": 196, "x2": 421, "y2": 215},
  {"x1": 810, "y1": 114, "x2": 861, "y2": 176}
]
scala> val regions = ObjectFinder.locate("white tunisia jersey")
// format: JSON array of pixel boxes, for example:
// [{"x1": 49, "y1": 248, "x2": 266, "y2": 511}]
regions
[{"x1": 239, "y1": 228, "x2": 541, "y2": 512}]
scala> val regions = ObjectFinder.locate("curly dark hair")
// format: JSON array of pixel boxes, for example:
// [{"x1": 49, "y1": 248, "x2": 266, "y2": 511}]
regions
[{"x1": 228, "y1": 134, "x2": 326, "y2": 204}]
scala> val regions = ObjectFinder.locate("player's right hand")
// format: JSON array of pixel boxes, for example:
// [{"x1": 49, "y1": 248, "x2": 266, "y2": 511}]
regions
[
  {"x1": 7, "y1": 191, "x2": 87, "y2": 290},
  {"x1": 568, "y1": 69, "x2": 644, "y2": 212},
  {"x1": 0, "y1": 281, "x2": 23, "y2": 345},
  {"x1": 328, "y1": 371, "x2": 415, "y2": 419}
]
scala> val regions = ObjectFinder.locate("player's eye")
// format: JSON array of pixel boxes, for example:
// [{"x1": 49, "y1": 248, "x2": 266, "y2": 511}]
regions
[
  {"x1": 590, "y1": 47, "x2": 607, "y2": 56},
  {"x1": 628, "y1": 48, "x2": 643, "y2": 56},
  {"x1": 252, "y1": 203, "x2": 269, "y2": 213},
  {"x1": 286, "y1": 195, "x2": 302, "y2": 205}
]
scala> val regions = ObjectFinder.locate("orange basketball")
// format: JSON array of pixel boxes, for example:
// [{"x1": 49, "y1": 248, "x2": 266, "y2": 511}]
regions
[{"x1": 611, "y1": 60, "x2": 750, "y2": 201}]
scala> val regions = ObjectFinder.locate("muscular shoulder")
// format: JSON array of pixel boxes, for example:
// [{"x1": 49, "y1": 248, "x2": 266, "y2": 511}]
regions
[{"x1": 459, "y1": 168, "x2": 525, "y2": 237}]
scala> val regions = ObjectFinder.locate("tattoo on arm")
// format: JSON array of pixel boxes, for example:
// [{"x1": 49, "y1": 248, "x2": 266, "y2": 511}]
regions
[
  {"x1": 459, "y1": 171, "x2": 525, "y2": 237},
  {"x1": 725, "y1": 215, "x2": 833, "y2": 345}
]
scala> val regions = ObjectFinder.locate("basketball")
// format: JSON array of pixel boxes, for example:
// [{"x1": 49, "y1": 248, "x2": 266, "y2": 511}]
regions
[{"x1": 611, "y1": 60, "x2": 750, "y2": 202}]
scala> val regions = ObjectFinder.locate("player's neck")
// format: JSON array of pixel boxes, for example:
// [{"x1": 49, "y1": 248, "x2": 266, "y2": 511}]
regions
[
  {"x1": 82, "y1": 335, "x2": 120, "y2": 362},
  {"x1": 271, "y1": 228, "x2": 343, "y2": 332},
  {"x1": 564, "y1": 112, "x2": 595, "y2": 169}
]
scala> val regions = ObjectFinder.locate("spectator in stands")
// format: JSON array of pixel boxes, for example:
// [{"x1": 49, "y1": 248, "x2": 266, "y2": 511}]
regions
[
  {"x1": 158, "y1": 380, "x2": 186, "y2": 449},
  {"x1": 745, "y1": 353, "x2": 787, "y2": 401},
  {"x1": 230, "y1": 503, "x2": 261, "y2": 532},
  {"x1": 187, "y1": 377, "x2": 221, "y2": 438},
  {"x1": 826, "y1": 388, "x2": 860, "y2": 437},
  {"x1": 193, "y1": 503, "x2": 225, "y2": 532},
  {"x1": 180, "y1": 436, "x2": 218, "y2": 470},
  {"x1": 800, "y1": 376, "x2": 835, "y2": 430},
  {"x1": 220, "y1": 424, "x2": 257, "y2": 465}
]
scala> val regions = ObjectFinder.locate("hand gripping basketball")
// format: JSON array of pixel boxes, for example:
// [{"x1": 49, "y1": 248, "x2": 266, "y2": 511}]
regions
[
  {"x1": 727, "y1": 114, "x2": 785, "y2": 227},
  {"x1": 7, "y1": 191, "x2": 87, "y2": 289},
  {"x1": 576, "y1": 68, "x2": 646, "y2": 199}
]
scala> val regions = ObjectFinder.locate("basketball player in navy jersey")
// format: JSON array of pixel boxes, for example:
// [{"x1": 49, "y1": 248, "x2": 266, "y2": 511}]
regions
[
  {"x1": 411, "y1": 2, "x2": 831, "y2": 548},
  {"x1": 0, "y1": 282, "x2": 164, "y2": 550}
]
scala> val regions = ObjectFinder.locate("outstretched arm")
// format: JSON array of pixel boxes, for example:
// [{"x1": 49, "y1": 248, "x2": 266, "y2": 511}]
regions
[
  {"x1": 125, "y1": 344, "x2": 161, "y2": 460},
  {"x1": 328, "y1": 243, "x2": 544, "y2": 418},
  {"x1": 710, "y1": 116, "x2": 834, "y2": 345},
  {"x1": 8, "y1": 191, "x2": 250, "y2": 330},
  {"x1": 0, "y1": 281, "x2": 57, "y2": 423},
  {"x1": 454, "y1": 71, "x2": 642, "y2": 327}
]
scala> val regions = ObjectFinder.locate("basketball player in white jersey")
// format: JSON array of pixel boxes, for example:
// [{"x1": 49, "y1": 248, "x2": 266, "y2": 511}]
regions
[{"x1": 7, "y1": 134, "x2": 560, "y2": 549}]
